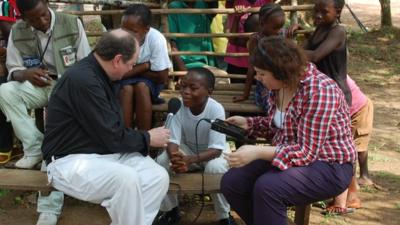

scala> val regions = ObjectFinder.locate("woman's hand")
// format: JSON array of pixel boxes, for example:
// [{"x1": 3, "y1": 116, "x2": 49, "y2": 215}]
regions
[
  {"x1": 226, "y1": 116, "x2": 248, "y2": 130},
  {"x1": 224, "y1": 145, "x2": 261, "y2": 168}
]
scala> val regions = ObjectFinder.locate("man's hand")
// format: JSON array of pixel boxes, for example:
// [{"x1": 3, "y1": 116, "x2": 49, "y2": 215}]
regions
[
  {"x1": 22, "y1": 68, "x2": 52, "y2": 87},
  {"x1": 148, "y1": 126, "x2": 170, "y2": 148}
]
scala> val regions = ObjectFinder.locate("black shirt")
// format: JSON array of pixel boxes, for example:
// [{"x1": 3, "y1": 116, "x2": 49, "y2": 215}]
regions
[
  {"x1": 42, "y1": 53, "x2": 150, "y2": 161},
  {"x1": 306, "y1": 25, "x2": 352, "y2": 105}
]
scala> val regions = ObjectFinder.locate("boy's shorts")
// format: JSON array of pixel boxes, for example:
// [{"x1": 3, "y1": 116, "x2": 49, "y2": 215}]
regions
[{"x1": 351, "y1": 97, "x2": 374, "y2": 152}]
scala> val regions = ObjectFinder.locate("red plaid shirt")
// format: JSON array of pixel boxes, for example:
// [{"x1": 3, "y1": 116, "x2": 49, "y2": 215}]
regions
[{"x1": 247, "y1": 63, "x2": 356, "y2": 170}]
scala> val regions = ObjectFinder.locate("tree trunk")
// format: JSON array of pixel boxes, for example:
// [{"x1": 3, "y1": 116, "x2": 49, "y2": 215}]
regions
[{"x1": 379, "y1": 0, "x2": 392, "y2": 27}]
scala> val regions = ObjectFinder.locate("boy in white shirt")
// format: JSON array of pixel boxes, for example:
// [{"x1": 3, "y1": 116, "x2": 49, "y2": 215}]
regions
[{"x1": 155, "y1": 67, "x2": 237, "y2": 225}]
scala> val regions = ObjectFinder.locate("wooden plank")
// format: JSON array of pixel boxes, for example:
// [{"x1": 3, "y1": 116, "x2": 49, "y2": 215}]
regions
[
  {"x1": 0, "y1": 169, "x2": 310, "y2": 224},
  {"x1": 154, "y1": 93, "x2": 262, "y2": 113},
  {"x1": 64, "y1": 5, "x2": 314, "y2": 16},
  {"x1": 0, "y1": 169, "x2": 52, "y2": 192},
  {"x1": 0, "y1": 168, "x2": 221, "y2": 194},
  {"x1": 168, "y1": 173, "x2": 222, "y2": 194}
]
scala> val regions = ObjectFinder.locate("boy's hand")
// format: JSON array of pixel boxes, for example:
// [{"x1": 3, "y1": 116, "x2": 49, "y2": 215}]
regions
[
  {"x1": 287, "y1": 24, "x2": 302, "y2": 39},
  {"x1": 170, "y1": 151, "x2": 188, "y2": 173},
  {"x1": 234, "y1": 5, "x2": 249, "y2": 18},
  {"x1": 233, "y1": 95, "x2": 249, "y2": 103},
  {"x1": 226, "y1": 116, "x2": 249, "y2": 130},
  {"x1": 148, "y1": 127, "x2": 170, "y2": 148}
]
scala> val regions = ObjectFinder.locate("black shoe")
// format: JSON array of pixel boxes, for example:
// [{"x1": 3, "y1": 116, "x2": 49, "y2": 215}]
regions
[
  {"x1": 219, "y1": 214, "x2": 238, "y2": 225},
  {"x1": 153, "y1": 207, "x2": 181, "y2": 225}
]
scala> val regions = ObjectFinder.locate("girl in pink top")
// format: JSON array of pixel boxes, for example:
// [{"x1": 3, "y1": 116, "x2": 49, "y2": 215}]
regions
[
  {"x1": 327, "y1": 76, "x2": 374, "y2": 215},
  {"x1": 225, "y1": 0, "x2": 271, "y2": 81}
]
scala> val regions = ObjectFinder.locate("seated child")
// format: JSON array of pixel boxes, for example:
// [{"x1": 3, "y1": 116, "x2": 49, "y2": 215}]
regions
[
  {"x1": 119, "y1": 4, "x2": 171, "y2": 130},
  {"x1": 233, "y1": 3, "x2": 286, "y2": 112},
  {"x1": 155, "y1": 67, "x2": 237, "y2": 225}
]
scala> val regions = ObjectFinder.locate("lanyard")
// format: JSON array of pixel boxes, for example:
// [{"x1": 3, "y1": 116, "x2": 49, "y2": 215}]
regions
[{"x1": 38, "y1": 30, "x2": 53, "y2": 67}]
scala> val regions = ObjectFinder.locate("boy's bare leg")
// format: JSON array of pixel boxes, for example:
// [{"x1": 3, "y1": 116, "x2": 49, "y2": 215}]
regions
[
  {"x1": 358, "y1": 151, "x2": 373, "y2": 186},
  {"x1": 120, "y1": 85, "x2": 134, "y2": 128},
  {"x1": 134, "y1": 82, "x2": 152, "y2": 130}
]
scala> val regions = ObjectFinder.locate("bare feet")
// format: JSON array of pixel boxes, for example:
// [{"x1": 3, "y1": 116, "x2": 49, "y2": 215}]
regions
[{"x1": 358, "y1": 176, "x2": 374, "y2": 186}]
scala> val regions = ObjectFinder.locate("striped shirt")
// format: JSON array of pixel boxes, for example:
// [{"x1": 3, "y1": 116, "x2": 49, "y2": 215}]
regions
[
  {"x1": 247, "y1": 63, "x2": 356, "y2": 170},
  {"x1": 0, "y1": 0, "x2": 18, "y2": 22}
]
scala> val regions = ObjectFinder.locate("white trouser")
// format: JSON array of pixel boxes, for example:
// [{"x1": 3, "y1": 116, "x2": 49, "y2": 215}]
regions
[
  {"x1": 0, "y1": 81, "x2": 63, "y2": 215},
  {"x1": 156, "y1": 144, "x2": 231, "y2": 220},
  {"x1": 47, "y1": 153, "x2": 169, "y2": 225},
  {"x1": 0, "y1": 81, "x2": 54, "y2": 157}
]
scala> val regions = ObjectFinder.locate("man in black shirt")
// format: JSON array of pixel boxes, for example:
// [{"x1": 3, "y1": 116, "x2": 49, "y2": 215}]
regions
[{"x1": 42, "y1": 29, "x2": 170, "y2": 225}]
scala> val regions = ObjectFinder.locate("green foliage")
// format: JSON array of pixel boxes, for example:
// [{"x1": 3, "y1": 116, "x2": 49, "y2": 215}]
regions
[{"x1": 0, "y1": 189, "x2": 9, "y2": 199}]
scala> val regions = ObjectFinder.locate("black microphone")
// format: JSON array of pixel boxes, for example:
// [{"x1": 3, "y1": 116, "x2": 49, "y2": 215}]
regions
[{"x1": 164, "y1": 97, "x2": 181, "y2": 128}]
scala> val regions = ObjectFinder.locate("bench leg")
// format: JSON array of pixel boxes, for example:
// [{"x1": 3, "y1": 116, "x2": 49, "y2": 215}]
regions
[{"x1": 294, "y1": 204, "x2": 311, "y2": 225}]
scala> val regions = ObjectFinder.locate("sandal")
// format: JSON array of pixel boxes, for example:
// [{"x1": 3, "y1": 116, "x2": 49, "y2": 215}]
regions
[
  {"x1": 346, "y1": 198, "x2": 362, "y2": 209},
  {"x1": 322, "y1": 206, "x2": 355, "y2": 216},
  {"x1": 0, "y1": 150, "x2": 12, "y2": 164}
]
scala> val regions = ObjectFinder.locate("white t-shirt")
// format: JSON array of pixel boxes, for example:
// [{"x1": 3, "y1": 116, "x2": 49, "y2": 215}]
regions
[
  {"x1": 137, "y1": 27, "x2": 171, "y2": 71},
  {"x1": 169, "y1": 97, "x2": 227, "y2": 152}
]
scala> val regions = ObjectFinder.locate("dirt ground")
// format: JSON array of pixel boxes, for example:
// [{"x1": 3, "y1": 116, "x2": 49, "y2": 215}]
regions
[{"x1": 1, "y1": 1, "x2": 399, "y2": 225}]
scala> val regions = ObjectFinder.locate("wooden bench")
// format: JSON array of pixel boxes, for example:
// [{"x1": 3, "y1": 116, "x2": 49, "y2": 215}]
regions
[
  {"x1": 154, "y1": 83, "x2": 263, "y2": 114},
  {"x1": 0, "y1": 168, "x2": 310, "y2": 225}
]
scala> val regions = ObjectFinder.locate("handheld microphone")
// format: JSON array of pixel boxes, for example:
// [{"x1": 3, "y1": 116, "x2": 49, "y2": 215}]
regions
[{"x1": 164, "y1": 97, "x2": 181, "y2": 128}]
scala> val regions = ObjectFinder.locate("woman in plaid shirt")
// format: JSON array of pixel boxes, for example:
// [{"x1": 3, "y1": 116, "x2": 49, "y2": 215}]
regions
[{"x1": 221, "y1": 36, "x2": 356, "y2": 225}]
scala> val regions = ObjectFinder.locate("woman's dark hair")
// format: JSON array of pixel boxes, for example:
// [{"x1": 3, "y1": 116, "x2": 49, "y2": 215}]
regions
[
  {"x1": 123, "y1": 4, "x2": 152, "y2": 27},
  {"x1": 250, "y1": 36, "x2": 307, "y2": 88},
  {"x1": 187, "y1": 67, "x2": 215, "y2": 90},
  {"x1": 259, "y1": 3, "x2": 284, "y2": 24},
  {"x1": 94, "y1": 30, "x2": 137, "y2": 63},
  {"x1": 16, "y1": 0, "x2": 45, "y2": 14}
]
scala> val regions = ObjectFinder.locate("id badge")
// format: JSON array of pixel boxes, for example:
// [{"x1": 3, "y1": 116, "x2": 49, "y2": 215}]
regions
[
  {"x1": 22, "y1": 56, "x2": 41, "y2": 68},
  {"x1": 60, "y1": 46, "x2": 77, "y2": 67}
]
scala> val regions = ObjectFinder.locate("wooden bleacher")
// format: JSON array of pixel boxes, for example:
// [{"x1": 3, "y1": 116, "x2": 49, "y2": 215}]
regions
[{"x1": 0, "y1": 168, "x2": 310, "y2": 225}]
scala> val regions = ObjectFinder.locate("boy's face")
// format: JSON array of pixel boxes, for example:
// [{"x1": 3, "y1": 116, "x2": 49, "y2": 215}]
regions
[
  {"x1": 314, "y1": 0, "x2": 339, "y2": 27},
  {"x1": 22, "y1": 0, "x2": 51, "y2": 33},
  {"x1": 121, "y1": 15, "x2": 149, "y2": 45},
  {"x1": 260, "y1": 13, "x2": 285, "y2": 37},
  {"x1": 179, "y1": 74, "x2": 210, "y2": 108}
]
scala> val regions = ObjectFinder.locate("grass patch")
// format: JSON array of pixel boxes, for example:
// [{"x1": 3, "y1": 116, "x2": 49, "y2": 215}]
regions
[
  {"x1": 368, "y1": 152, "x2": 391, "y2": 162},
  {"x1": 0, "y1": 189, "x2": 9, "y2": 199},
  {"x1": 395, "y1": 202, "x2": 400, "y2": 210},
  {"x1": 319, "y1": 214, "x2": 349, "y2": 225}
]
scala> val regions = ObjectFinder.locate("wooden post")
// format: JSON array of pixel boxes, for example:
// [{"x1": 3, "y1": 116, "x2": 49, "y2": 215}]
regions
[
  {"x1": 290, "y1": 0, "x2": 298, "y2": 25},
  {"x1": 294, "y1": 205, "x2": 311, "y2": 225},
  {"x1": 160, "y1": 0, "x2": 174, "y2": 90}
]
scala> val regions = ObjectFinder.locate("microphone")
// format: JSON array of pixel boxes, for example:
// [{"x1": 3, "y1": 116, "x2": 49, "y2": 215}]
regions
[{"x1": 164, "y1": 97, "x2": 181, "y2": 128}]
